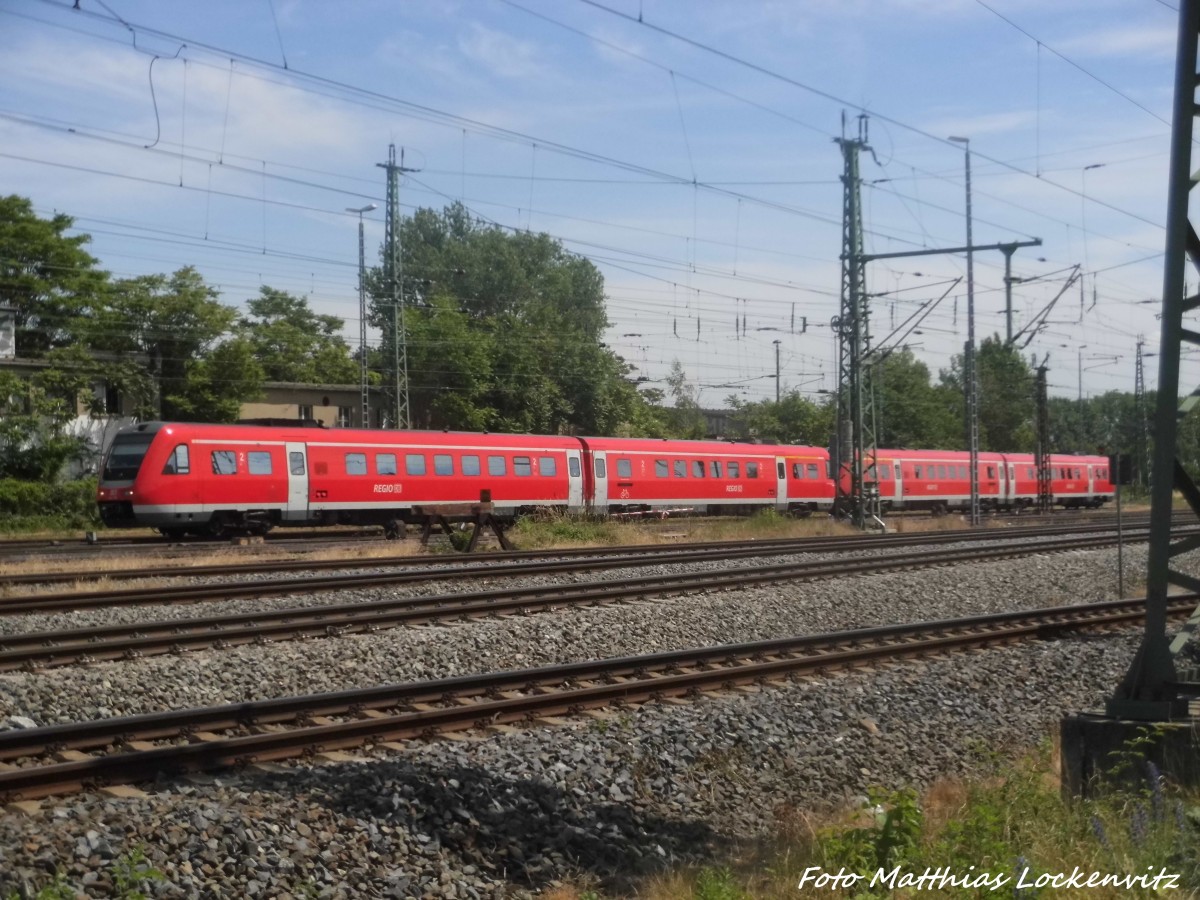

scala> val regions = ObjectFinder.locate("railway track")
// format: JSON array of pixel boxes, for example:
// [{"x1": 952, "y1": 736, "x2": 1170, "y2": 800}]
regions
[
  {"x1": 0, "y1": 516, "x2": 1161, "y2": 590},
  {"x1": 0, "y1": 508, "x2": 1147, "y2": 563},
  {"x1": 0, "y1": 529, "x2": 388, "y2": 563},
  {"x1": 0, "y1": 594, "x2": 1191, "y2": 801},
  {"x1": 0, "y1": 528, "x2": 1175, "y2": 671}
]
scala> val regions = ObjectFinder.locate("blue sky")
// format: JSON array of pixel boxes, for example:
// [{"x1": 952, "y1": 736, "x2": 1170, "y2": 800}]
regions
[{"x1": 0, "y1": 0, "x2": 1185, "y2": 407}]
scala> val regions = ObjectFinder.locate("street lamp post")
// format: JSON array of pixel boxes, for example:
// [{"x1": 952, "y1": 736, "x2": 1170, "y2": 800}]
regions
[
  {"x1": 347, "y1": 204, "x2": 378, "y2": 428},
  {"x1": 773, "y1": 339, "x2": 781, "y2": 404},
  {"x1": 948, "y1": 135, "x2": 980, "y2": 525}
]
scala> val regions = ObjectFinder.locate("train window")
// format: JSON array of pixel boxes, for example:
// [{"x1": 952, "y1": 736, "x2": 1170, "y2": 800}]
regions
[
  {"x1": 405, "y1": 454, "x2": 426, "y2": 476},
  {"x1": 514, "y1": 456, "x2": 532, "y2": 477},
  {"x1": 463, "y1": 455, "x2": 481, "y2": 476},
  {"x1": 568, "y1": 457, "x2": 581, "y2": 478},
  {"x1": 673, "y1": 460, "x2": 687, "y2": 478},
  {"x1": 212, "y1": 450, "x2": 238, "y2": 475},
  {"x1": 540, "y1": 456, "x2": 557, "y2": 476},
  {"x1": 987, "y1": 466, "x2": 995, "y2": 478},
  {"x1": 434, "y1": 454, "x2": 454, "y2": 476},
  {"x1": 728, "y1": 461, "x2": 741, "y2": 478},
  {"x1": 865, "y1": 464, "x2": 876, "y2": 479},
  {"x1": 248, "y1": 451, "x2": 273, "y2": 475},
  {"x1": 163, "y1": 444, "x2": 190, "y2": 475},
  {"x1": 488, "y1": 456, "x2": 506, "y2": 476},
  {"x1": 880, "y1": 464, "x2": 892, "y2": 480},
  {"x1": 617, "y1": 458, "x2": 632, "y2": 478},
  {"x1": 595, "y1": 458, "x2": 606, "y2": 478},
  {"x1": 710, "y1": 461, "x2": 722, "y2": 478},
  {"x1": 697, "y1": 461, "x2": 708, "y2": 478},
  {"x1": 808, "y1": 463, "x2": 820, "y2": 480},
  {"x1": 792, "y1": 463, "x2": 804, "y2": 479},
  {"x1": 747, "y1": 462, "x2": 759, "y2": 478},
  {"x1": 376, "y1": 453, "x2": 398, "y2": 476},
  {"x1": 656, "y1": 459, "x2": 669, "y2": 478},
  {"x1": 289, "y1": 452, "x2": 305, "y2": 476},
  {"x1": 914, "y1": 465, "x2": 922, "y2": 478},
  {"x1": 937, "y1": 465, "x2": 946, "y2": 479},
  {"x1": 345, "y1": 453, "x2": 367, "y2": 475}
]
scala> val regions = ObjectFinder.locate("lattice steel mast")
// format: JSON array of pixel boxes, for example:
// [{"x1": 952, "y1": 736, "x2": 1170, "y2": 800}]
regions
[
  {"x1": 378, "y1": 145, "x2": 417, "y2": 429},
  {"x1": 1108, "y1": 0, "x2": 1200, "y2": 718},
  {"x1": 833, "y1": 115, "x2": 879, "y2": 529}
]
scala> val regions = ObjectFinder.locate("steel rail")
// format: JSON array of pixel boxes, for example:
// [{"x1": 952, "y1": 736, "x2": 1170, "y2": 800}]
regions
[
  {"x1": 0, "y1": 595, "x2": 1191, "y2": 800},
  {"x1": 0, "y1": 519, "x2": 1169, "y2": 607},
  {"x1": 0, "y1": 515, "x2": 1157, "y2": 587},
  {"x1": 0, "y1": 531, "x2": 1170, "y2": 671}
]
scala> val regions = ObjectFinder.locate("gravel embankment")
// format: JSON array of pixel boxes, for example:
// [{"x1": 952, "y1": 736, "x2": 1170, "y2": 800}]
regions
[{"x1": 0, "y1": 544, "x2": 1189, "y2": 898}]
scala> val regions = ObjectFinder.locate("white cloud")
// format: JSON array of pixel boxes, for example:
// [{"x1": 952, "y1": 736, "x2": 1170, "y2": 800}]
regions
[
  {"x1": 1056, "y1": 24, "x2": 1176, "y2": 60},
  {"x1": 456, "y1": 22, "x2": 551, "y2": 81}
]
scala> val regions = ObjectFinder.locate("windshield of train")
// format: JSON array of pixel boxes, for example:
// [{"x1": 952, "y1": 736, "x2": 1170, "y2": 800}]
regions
[{"x1": 102, "y1": 435, "x2": 155, "y2": 481}]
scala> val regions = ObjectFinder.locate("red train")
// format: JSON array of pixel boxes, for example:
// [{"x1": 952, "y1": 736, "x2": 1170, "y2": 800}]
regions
[
  {"x1": 96, "y1": 422, "x2": 834, "y2": 537},
  {"x1": 95, "y1": 421, "x2": 1110, "y2": 537},
  {"x1": 863, "y1": 449, "x2": 1114, "y2": 515}
]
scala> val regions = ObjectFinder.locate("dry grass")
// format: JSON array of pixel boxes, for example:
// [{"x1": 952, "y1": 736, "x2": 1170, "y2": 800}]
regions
[{"x1": 0, "y1": 538, "x2": 427, "y2": 597}]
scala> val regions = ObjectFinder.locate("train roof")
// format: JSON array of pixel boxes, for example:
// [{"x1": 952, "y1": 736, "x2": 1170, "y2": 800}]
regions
[
  {"x1": 118, "y1": 422, "x2": 584, "y2": 449},
  {"x1": 580, "y1": 436, "x2": 826, "y2": 456}
]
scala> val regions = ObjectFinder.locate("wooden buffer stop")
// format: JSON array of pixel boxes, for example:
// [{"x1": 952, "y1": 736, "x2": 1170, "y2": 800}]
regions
[{"x1": 408, "y1": 502, "x2": 514, "y2": 552}]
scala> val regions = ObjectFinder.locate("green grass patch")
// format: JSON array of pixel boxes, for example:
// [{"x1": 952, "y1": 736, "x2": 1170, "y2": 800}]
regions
[
  {"x1": 636, "y1": 741, "x2": 1200, "y2": 900},
  {"x1": 510, "y1": 511, "x2": 627, "y2": 549}
]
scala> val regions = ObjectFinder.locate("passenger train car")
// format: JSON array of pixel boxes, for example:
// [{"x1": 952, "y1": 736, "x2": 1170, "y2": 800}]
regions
[
  {"x1": 861, "y1": 449, "x2": 1114, "y2": 514},
  {"x1": 96, "y1": 422, "x2": 834, "y2": 536}
]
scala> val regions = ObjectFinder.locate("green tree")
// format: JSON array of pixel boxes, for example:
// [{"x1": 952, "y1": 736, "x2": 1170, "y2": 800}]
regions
[
  {"x1": 370, "y1": 203, "x2": 656, "y2": 434},
  {"x1": 942, "y1": 335, "x2": 1035, "y2": 451},
  {"x1": 728, "y1": 390, "x2": 835, "y2": 445},
  {"x1": 872, "y1": 348, "x2": 960, "y2": 448},
  {"x1": 0, "y1": 195, "x2": 110, "y2": 358},
  {"x1": 86, "y1": 267, "x2": 262, "y2": 421},
  {"x1": 169, "y1": 335, "x2": 264, "y2": 422},
  {"x1": 406, "y1": 294, "x2": 494, "y2": 430},
  {"x1": 0, "y1": 368, "x2": 88, "y2": 480},
  {"x1": 663, "y1": 359, "x2": 706, "y2": 438},
  {"x1": 239, "y1": 287, "x2": 357, "y2": 384}
]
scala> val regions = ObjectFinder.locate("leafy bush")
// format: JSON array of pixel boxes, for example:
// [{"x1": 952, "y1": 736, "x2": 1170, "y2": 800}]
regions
[
  {"x1": 510, "y1": 511, "x2": 624, "y2": 548},
  {"x1": 0, "y1": 478, "x2": 100, "y2": 531}
]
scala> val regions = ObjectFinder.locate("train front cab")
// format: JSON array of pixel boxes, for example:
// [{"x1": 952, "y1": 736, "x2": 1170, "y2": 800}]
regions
[{"x1": 97, "y1": 422, "x2": 166, "y2": 527}]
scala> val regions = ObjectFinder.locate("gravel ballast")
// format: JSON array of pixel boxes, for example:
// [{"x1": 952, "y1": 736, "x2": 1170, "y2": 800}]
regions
[{"x1": 0, "y1": 543, "x2": 1190, "y2": 897}]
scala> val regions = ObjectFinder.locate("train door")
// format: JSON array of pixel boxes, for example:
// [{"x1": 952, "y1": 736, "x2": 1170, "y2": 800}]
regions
[
  {"x1": 566, "y1": 449, "x2": 585, "y2": 513},
  {"x1": 775, "y1": 457, "x2": 787, "y2": 511},
  {"x1": 283, "y1": 441, "x2": 309, "y2": 521},
  {"x1": 590, "y1": 450, "x2": 609, "y2": 514},
  {"x1": 892, "y1": 460, "x2": 903, "y2": 508}
]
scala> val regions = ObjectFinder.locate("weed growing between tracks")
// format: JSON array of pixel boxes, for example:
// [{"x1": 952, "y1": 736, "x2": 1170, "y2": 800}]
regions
[
  {"x1": 510, "y1": 510, "x2": 862, "y2": 551},
  {"x1": 556, "y1": 741, "x2": 1200, "y2": 899},
  {"x1": 6, "y1": 845, "x2": 164, "y2": 899}
]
